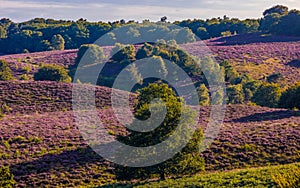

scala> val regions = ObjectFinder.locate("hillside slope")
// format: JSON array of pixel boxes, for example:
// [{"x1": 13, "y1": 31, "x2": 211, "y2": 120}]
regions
[{"x1": 0, "y1": 82, "x2": 299, "y2": 187}]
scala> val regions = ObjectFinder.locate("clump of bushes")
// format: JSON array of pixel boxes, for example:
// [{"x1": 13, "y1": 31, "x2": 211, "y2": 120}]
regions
[{"x1": 34, "y1": 64, "x2": 71, "y2": 82}]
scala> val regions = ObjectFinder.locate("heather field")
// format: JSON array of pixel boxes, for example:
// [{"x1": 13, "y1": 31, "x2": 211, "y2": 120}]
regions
[
  {"x1": 0, "y1": 34, "x2": 300, "y2": 187},
  {"x1": 0, "y1": 81, "x2": 299, "y2": 187}
]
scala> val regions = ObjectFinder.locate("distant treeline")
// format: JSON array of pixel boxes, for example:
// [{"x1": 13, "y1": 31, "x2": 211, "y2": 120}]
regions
[{"x1": 0, "y1": 5, "x2": 299, "y2": 54}]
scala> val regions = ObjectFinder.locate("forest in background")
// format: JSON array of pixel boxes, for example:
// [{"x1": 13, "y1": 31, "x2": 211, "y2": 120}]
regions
[{"x1": 0, "y1": 5, "x2": 299, "y2": 54}]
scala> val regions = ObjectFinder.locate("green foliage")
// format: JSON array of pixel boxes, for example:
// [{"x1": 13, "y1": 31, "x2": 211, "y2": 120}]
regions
[
  {"x1": 260, "y1": 6, "x2": 300, "y2": 36},
  {"x1": 220, "y1": 61, "x2": 241, "y2": 84},
  {"x1": 221, "y1": 30, "x2": 232, "y2": 37},
  {"x1": 197, "y1": 84, "x2": 210, "y2": 106},
  {"x1": 0, "y1": 60, "x2": 14, "y2": 81},
  {"x1": 19, "y1": 74, "x2": 30, "y2": 81},
  {"x1": 136, "y1": 43, "x2": 153, "y2": 59},
  {"x1": 0, "y1": 106, "x2": 3, "y2": 119},
  {"x1": 0, "y1": 166, "x2": 16, "y2": 188},
  {"x1": 51, "y1": 34, "x2": 65, "y2": 50},
  {"x1": 132, "y1": 163, "x2": 300, "y2": 188},
  {"x1": 75, "y1": 44, "x2": 105, "y2": 67},
  {"x1": 252, "y1": 83, "x2": 282, "y2": 108},
  {"x1": 34, "y1": 64, "x2": 71, "y2": 82},
  {"x1": 279, "y1": 83, "x2": 300, "y2": 109},
  {"x1": 242, "y1": 80, "x2": 262, "y2": 101},
  {"x1": 227, "y1": 84, "x2": 245, "y2": 104},
  {"x1": 111, "y1": 43, "x2": 136, "y2": 62},
  {"x1": 263, "y1": 5, "x2": 289, "y2": 17},
  {"x1": 116, "y1": 83, "x2": 205, "y2": 180},
  {"x1": 272, "y1": 164, "x2": 300, "y2": 188}
]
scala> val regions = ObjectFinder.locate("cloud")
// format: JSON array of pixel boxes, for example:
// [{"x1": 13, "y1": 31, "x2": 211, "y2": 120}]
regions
[{"x1": 0, "y1": 0, "x2": 299, "y2": 22}]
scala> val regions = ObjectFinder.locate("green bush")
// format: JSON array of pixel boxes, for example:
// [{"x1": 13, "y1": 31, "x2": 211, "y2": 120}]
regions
[
  {"x1": 220, "y1": 61, "x2": 241, "y2": 84},
  {"x1": 111, "y1": 43, "x2": 136, "y2": 62},
  {"x1": 34, "y1": 64, "x2": 71, "y2": 82},
  {"x1": 242, "y1": 80, "x2": 262, "y2": 101},
  {"x1": 279, "y1": 83, "x2": 300, "y2": 109},
  {"x1": 252, "y1": 83, "x2": 282, "y2": 108},
  {"x1": 136, "y1": 43, "x2": 153, "y2": 59},
  {"x1": 0, "y1": 60, "x2": 14, "y2": 81},
  {"x1": 75, "y1": 44, "x2": 105, "y2": 67},
  {"x1": 0, "y1": 166, "x2": 16, "y2": 188},
  {"x1": 227, "y1": 84, "x2": 245, "y2": 104}
]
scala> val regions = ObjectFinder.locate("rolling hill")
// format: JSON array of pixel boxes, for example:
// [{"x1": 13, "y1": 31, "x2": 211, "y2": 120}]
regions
[{"x1": 0, "y1": 81, "x2": 299, "y2": 187}]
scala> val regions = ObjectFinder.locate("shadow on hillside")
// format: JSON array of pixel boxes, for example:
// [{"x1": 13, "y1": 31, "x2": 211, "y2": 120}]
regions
[
  {"x1": 10, "y1": 147, "x2": 111, "y2": 179},
  {"x1": 210, "y1": 33, "x2": 300, "y2": 46},
  {"x1": 287, "y1": 59, "x2": 300, "y2": 68},
  {"x1": 232, "y1": 110, "x2": 300, "y2": 123}
]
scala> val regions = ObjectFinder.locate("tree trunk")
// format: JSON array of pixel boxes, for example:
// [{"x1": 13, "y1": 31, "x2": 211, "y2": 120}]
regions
[{"x1": 160, "y1": 171, "x2": 166, "y2": 180}]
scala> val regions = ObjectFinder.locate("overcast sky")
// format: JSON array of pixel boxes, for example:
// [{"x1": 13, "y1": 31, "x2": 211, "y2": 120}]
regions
[{"x1": 0, "y1": 0, "x2": 299, "y2": 22}]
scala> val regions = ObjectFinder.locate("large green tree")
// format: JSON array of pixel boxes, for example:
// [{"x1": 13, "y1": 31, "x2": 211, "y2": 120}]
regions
[{"x1": 115, "y1": 83, "x2": 205, "y2": 180}]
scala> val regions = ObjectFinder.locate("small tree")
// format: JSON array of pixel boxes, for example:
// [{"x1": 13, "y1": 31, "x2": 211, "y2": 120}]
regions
[
  {"x1": 136, "y1": 43, "x2": 153, "y2": 59},
  {"x1": 263, "y1": 5, "x2": 289, "y2": 17},
  {"x1": 111, "y1": 43, "x2": 136, "y2": 62},
  {"x1": 227, "y1": 84, "x2": 245, "y2": 104},
  {"x1": 252, "y1": 83, "x2": 282, "y2": 108},
  {"x1": 51, "y1": 34, "x2": 65, "y2": 50},
  {"x1": 0, "y1": 60, "x2": 14, "y2": 81},
  {"x1": 75, "y1": 44, "x2": 105, "y2": 67},
  {"x1": 116, "y1": 83, "x2": 205, "y2": 180},
  {"x1": 34, "y1": 64, "x2": 71, "y2": 82}
]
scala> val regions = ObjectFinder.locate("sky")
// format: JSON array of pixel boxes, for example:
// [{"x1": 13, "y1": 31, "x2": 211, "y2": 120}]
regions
[{"x1": 0, "y1": 0, "x2": 299, "y2": 22}]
